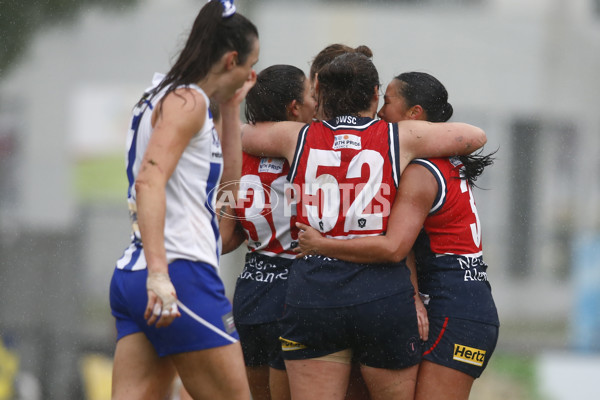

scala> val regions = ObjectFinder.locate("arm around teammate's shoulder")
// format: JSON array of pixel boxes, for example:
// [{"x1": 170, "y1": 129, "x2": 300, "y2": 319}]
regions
[
  {"x1": 241, "y1": 121, "x2": 307, "y2": 164},
  {"x1": 295, "y1": 162, "x2": 437, "y2": 265},
  {"x1": 396, "y1": 120, "x2": 486, "y2": 172}
]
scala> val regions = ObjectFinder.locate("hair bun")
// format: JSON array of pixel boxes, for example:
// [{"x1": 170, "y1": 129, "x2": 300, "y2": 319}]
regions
[
  {"x1": 443, "y1": 102, "x2": 453, "y2": 118},
  {"x1": 354, "y1": 45, "x2": 373, "y2": 59}
]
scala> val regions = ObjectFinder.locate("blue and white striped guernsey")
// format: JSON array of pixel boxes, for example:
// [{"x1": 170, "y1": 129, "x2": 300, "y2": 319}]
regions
[{"x1": 116, "y1": 73, "x2": 223, "y2": 271}]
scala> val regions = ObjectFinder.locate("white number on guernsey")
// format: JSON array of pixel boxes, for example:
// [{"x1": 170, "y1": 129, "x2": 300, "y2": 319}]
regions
[
  {"x1": 344, "y1": 150, "x2": 384, "y2": 231},
  {"x1": 460, "y1": 175, "x2": 481, "y2": 247},
  {"x1": 304, "y1": 149, "x2": 384, "y2": 232},
  {"x1": 305, "y1": 150, "x2": 341, "y2": 232},
  {"x1": 238, "y1": 174, "x2": 294, "y2": 250},
  {"x1": 239, "y1": 175, "x2": 270, "y2": 244}
]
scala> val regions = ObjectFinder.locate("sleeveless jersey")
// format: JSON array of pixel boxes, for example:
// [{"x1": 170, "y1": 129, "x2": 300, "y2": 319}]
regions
[
  {"x1": 411, "y1": 157, "x2": 499, "y2": 325},
  {"x1": 286, "y1": 116, "x2": 413, "y2": 308},
  {"x1": 116, "y1": 73, "x2": 223, "y2": 271},
  {"x1": 236, "y1": 153, "x2": 298, "y2": 258},
  {"x1": 288, "y1": 116, "x2": 400, "y2": 238},
  {"x1": 232, "y1": 153, "x2": 297, "y2": 324}
]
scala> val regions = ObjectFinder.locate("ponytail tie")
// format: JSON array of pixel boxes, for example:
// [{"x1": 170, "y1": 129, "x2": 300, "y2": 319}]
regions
[{"x1": 209, "y1": 0, "x2": 236, "y2": 18}]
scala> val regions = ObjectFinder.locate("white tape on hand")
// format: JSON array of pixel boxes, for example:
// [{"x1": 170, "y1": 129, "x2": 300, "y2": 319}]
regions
[{"x1": 147, "y1": 272, "x2": 178, "y2": 314}]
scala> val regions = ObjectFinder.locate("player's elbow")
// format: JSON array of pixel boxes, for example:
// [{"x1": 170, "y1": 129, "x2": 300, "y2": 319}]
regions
[
  {"x1": 468, "y1": 127, "x2": 486, "y2": 152},
  {"x1": 389, "y1": 250, "x2": 407, "y2": 264},
  {"x1": 476, "y1": 127, "x2": 487, "y2": 148},
  {"x1": 376, "y1": 242, "x2": 406, "y2": 264},
  {"x1": 461, "y1": 124, "x2": 487, "y2": 154},
  {"x1": 387, "y1": 241, "x2": 412, "y2": 264}
]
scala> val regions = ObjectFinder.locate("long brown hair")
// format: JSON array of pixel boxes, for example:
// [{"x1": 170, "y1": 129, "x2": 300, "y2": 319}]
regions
[{"x1": 150, "y1": 1, "x2": 258, "y2": 107}]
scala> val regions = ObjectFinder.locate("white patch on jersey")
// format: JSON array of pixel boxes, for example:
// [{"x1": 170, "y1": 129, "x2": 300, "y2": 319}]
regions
[
  {"x1": 332, "y1": 134, "x2": 362, "y2": 150},
  {"x1": 449, "y1": 156, "x2": 462, "y2": 167},
  {"x1": 258, "y1": 157, "x2": 285, "y2": 173},
  {"x1": 211, "y1": 127, "x2": 223, "y2": 162}
]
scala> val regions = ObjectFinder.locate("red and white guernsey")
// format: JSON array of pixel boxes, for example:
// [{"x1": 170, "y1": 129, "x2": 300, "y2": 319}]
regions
[
  {"x1": 288, "y1": 116, "x2": 401, "y2": 239},
  {"x1": 236, "y1": 152, "x2": 298, "y2": 259},
  {"x1": 285, "y1": 116, "x2": 412, "y2": 308},
  {"x1": 412, "y1": 157, "x2": 498, "y2": 325},
  {"x1": 412, "y1": 157, "x2": 483, "y2": 256}
]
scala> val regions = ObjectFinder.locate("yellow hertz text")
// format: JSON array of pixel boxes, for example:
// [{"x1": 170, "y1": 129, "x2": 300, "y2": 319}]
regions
[
  {"x1": 453, "y1": 344, "x2": 486, "y2": 367},
  {"x1": 280, "y1": 337, "x2": 307, "y2": 351}
]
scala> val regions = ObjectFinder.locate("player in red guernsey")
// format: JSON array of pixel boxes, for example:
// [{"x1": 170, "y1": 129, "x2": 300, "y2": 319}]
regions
[
  {"x1": 296, "y1": 72, "x2": 498, "y2": 400},
  {"x1": 218, "y1": 64, "x2": 316, "y2": 400},
  {"x1": 241, "y1": 54, "x2": 487, "y2": 400}
]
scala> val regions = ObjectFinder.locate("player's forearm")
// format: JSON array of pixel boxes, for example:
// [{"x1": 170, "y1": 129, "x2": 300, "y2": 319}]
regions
[
  {"x1": 219, "y1": 106, "x2": 243, "y2": 187},
  {"x1": 241, "y1": 122, "x2": 276, "y2": 157},
  {"x1": 315, "y1": 235, "x2": 408, "y2": 264},
  {"x1": 135, "y1": 182, "x2": 169, "y2": 274},
  {"x1": 219, "y1": 206, "x2": 246, "y2": 254}
]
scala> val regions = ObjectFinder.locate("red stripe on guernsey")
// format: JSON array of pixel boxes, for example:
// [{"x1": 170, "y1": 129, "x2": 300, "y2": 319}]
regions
[
  {"x1": 290, "y1": 119, "x2": 397, "y2": 238},
  {"x1": 423, "y1": 317, "x2": 449, "y2": 356},
  {"x1": 412, "y1": 157, "x2": 483, "y2": 255},
  {"x1": 237, "y1": 153, "x2": 298, "y2": 258}
]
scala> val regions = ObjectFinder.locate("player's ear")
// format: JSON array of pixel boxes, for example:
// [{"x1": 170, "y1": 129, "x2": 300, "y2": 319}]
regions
[
  {"x1": 410, "y1": 105, "x2": 425, "y2": 120},
  {"x1": 223, "y1": 51, "x2": 239, "y2": 71},
  {"x1": 287, "y1": 99, "x2": 300, "y2": 120}
]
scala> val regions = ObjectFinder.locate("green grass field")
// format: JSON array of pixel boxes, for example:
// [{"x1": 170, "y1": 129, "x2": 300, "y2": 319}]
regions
[{"x1": 75, "y1": 154, "x2": 127, "y2": 203}]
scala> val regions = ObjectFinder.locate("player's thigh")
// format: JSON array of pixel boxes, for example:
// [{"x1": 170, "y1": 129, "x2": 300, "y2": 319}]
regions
[
  {"x1": 245, "y1": 365, "x2": 271, "y2": 400},
  {"x1": 285, "y1": 358, "x2": 351, "y2": 400},
  {"x1": 360, "y1": 363, "x2": 418, "y2": 400},
  {"x1": 345, "y1": 363, "x2": 369, "y2": 400},
  {"x1": 269, "y1": 367, "x2": 291, "y2": 400},
  {"x1": 112, "y1": 332, "x2": 176, "y2": 400},
  {"x1": 415, "y1": 360, "x2": 473, "y2": 400},
  {"x1": 171, "y1": 341, "x2": 250, "y2": 400}
]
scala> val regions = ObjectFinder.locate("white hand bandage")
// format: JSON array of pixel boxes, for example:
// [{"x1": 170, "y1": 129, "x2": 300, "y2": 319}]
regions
[{"x1": 147, "y1": 272, "x2": 179, "y2": 316}]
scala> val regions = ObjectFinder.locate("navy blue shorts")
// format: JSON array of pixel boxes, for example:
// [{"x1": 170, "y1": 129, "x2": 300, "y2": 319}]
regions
[
  {"x1": 110, "y1": 259, "x2": 239, "y2": 357},
  {"x1": 279, "y1": 291, "x2": 422, "y2": 369},
  {"x1": 422, "y1": 316, "x2": 499, "y2": 378},
  {"x1": 236, "y1": 321, "x2": 286, "y2": 370}
]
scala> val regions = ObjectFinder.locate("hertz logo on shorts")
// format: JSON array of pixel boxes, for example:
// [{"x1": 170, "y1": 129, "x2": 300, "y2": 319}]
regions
[
  {"x1": 280, "y1": 337, "x2": 307, "y2": 351},
  {"x1": 453, "y1": 344, "x2": 486, "y2": 367}
]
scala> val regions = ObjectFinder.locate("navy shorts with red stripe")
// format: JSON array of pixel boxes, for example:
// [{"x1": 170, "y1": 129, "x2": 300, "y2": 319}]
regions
[{"x1": 422, "y1": 316, "x2": 499, "y2": 378}]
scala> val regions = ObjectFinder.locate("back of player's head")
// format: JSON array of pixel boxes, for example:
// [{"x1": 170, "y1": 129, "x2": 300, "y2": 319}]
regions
[
  {"x1": 245, "y1": 64, "x2": 306, "y2": 123},
  {"x1": 153, "y1": 1, "x2": 258, "y2": 99},
  {"x1": 174, "y1": 1, "x2": 258, "y2": 82},
  {"x1": 310, "y1": 44, "x2": 373, "y2": 82},
  {"x1": 317, "y1": 52, "x2": 379, "y2": 119},
  {"x1": 395, "y1": 72, "x2": 453, "y2": 123}
]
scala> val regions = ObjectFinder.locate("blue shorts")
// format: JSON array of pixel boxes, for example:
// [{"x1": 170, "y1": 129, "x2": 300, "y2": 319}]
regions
[
  {"x1": 236, "y1": 321, "x2": 286, "y2": 370},
  {"x1": 279, "y1": 291, "x2": 422, "y2": 369},
  {"x1": 422, "y1": 316, "x2": 499, "y2": 378},
  {"x1": 110, "y1": 259, "x2": 239, "y2": 357}
]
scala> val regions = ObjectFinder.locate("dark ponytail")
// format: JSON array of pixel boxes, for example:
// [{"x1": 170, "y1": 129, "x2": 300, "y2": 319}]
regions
[
  {"x1": 457, "y1": 150, "x2": 496, "y2": 188},
  {"x1": 149, "y1": 1, "x2": 258, "y2": 105}
]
